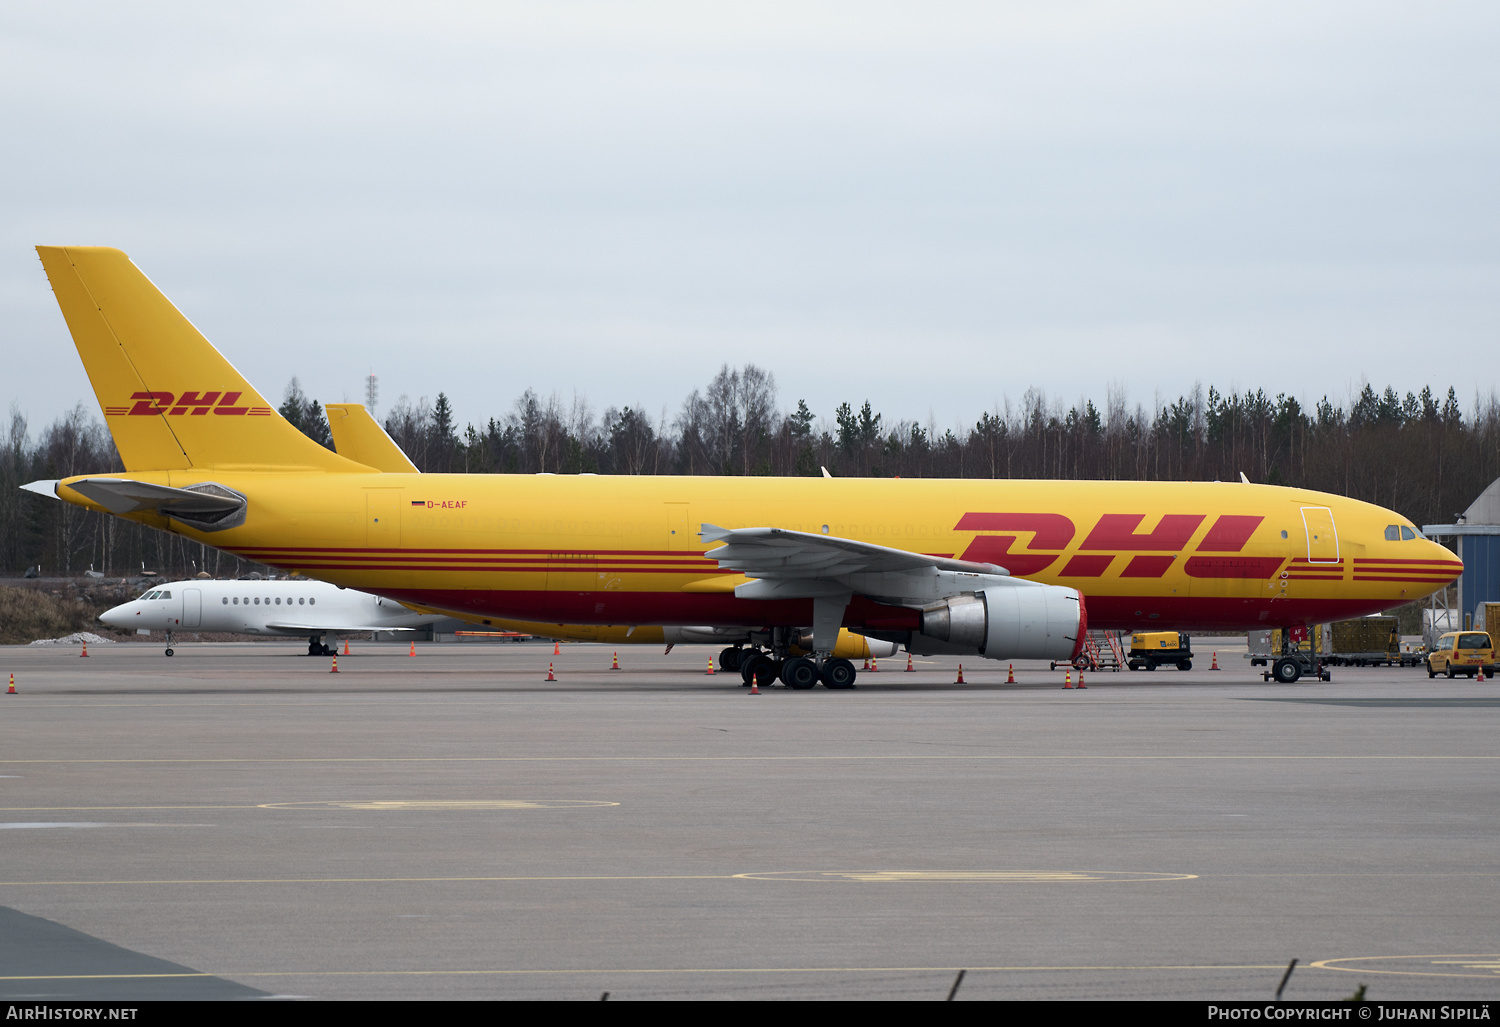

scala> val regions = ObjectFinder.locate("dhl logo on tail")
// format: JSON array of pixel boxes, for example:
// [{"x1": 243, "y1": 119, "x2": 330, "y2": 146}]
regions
[{"x1": 105, "y1": 392, "x2": 273, "y2": 417}]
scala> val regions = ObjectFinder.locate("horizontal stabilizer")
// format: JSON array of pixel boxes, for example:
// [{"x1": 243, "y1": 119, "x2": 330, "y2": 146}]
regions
[
  {"x1": 19, "y1": 479, "x2": 61, "y2": 499},
  {"x1": 65, "y1": 477, "x2": 247, "y2": 532}
]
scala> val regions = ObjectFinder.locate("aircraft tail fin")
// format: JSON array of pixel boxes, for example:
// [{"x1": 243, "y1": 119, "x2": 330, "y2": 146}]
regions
[
  {"x1": 36, "y1": 245, "x2": 365, "y2": 473},
  {"x1": 325, "y1": 403, "x2": 420, "y2": 473}
]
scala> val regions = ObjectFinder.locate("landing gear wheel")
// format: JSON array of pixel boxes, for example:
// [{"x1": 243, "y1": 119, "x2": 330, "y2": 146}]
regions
[
  {"x1": 1273, "y1": 657, "x2": 1302, "y2": 684},
  {"x1": 752, "y1": 660, "x2": 779, "y2": 688},
  {"x1": 718, "y1": 647, "x2": 743, "y2": 673},
  {"x1": 781, "y1": 657, "x2": 820, "y2": 690},
  {"x1": 820, "y1": 658, "x2": 857, "y2": 689},
  {"x1": 740, "y1": 652, "x2": 766, "y2": 686},
  {"x1": 164, "y1": 648, "x2": 174, "y2": 657}
]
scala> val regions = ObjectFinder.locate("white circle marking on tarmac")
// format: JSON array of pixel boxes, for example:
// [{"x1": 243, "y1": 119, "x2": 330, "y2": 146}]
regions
[{"x1": 1310, "y1": 955, "x2": 1500, "y2": 978}]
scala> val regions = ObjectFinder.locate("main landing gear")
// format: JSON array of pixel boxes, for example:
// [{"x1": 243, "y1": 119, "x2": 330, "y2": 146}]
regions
[
  {"x1": 736, "y1": 641, "x2": 859, "y2": 690},
  {"x1": 307, "y1": 635, "x2": 333, "y2": 657}
]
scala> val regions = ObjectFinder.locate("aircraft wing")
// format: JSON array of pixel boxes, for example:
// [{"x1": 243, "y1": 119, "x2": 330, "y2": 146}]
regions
[
  {"x1": 264, "y1": 622, "x2": 423, "y2": 633},
  {"x1": 699, "y1": 523, "x2": 1006, "y2": 579}
]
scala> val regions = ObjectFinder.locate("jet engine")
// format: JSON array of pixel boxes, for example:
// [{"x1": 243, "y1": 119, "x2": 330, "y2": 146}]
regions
[{"x1": 908, "y1": 584, "x2": 1085, "y2": 661}]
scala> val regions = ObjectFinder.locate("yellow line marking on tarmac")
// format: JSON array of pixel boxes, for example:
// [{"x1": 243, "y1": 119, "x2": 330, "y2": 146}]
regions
[
  {"x1": 0, "y1": 964, "x2": 1290, "y2": 982},
  {"x1": 0, "y1": 875, "x2": 736, "y2": 886},
  {"x1": 0, "y1": 974, "x2": 214, "y2": 982},
  {"x1": 4, "y1": 871, "x2": 1493, "y2": 887},
  {"x1": 0, "y1": 800, "x2": 615, "y2": 811},
  {"x1": 735, "y1": 870, "x2": 1196, "y2": 883},
  {"x1": 2, "y1": 754, "x2": 1496, "y2": 765},
  {"x1": 259, "y1": 799, "x2": 617, "y2": 810}
]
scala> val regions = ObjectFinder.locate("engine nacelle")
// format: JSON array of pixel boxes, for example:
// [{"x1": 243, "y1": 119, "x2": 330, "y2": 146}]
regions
[{"x1": 914, "y1": 584, "x2": 1085, "y2": 661}]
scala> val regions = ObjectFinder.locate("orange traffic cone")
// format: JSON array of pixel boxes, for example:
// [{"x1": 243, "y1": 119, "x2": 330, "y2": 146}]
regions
[
  {"x1": 80, "y1": 639, "x2": 89, "y2": 658},
  {"x1": 905, "y1": 652, "x2": 914, "y2": 672},
  {"x1": 343, "y1": 638, "x2": 350, "y2": 656},
  {"x1": 749, "y1": 677, "x2": 760, "y2": 694},
  {"x1": 611, "y1": 651, "x2": 620, "y2": 670},
  {"x1": 553, "y1": 640, "x2": 561, "y2": 656},
  {"x1": 546, "y1": 662, "x2": 556, "y2": 681},
  {"x1": 1006, "y1": 663, "x2": 1016, "y2": 683},
  {"x1": 862, "y1": 657, "x2": 870, "y2": 670},
  {"x1": 955, "y1": 664, "x2": 966, "y2": 684},
  {"x1": 871, "y1": 657, "x2": 879, "y2": 673},
  {"x1": 1210, "y1": 652, "x2": 1220, "y2": 670},
  {"x1": 7, "y1": 672, "x2": 14, "y2": 694},
  {"x1": 1063, "y1": 669, "x2": 1073, "y2": 689},
  {"x1": 409, "y1": 641, "x2": 416, "y2": 657},
  {"x1": 1077, "y1": 672, "x2": 1087, "y2": 690},
  {"x1": 706, "y1": 657, "x2": 716, "y2": 676},
  {"x1": 1478, "y1": 666, "x2": 1486, "y2": 682},
  {"x1": 330, "y1": 654, "x2": 339, "y2": 674}
]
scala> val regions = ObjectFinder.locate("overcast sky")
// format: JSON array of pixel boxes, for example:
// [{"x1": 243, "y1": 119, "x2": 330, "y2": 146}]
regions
[{"x1": 2, "y1": 1, "x2": 1497, "y2": 439}]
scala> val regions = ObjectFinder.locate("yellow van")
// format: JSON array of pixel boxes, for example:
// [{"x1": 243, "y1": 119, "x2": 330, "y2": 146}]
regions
[{"x1": 1426, "y1": 632, "x2": 1496, "y2": 679}]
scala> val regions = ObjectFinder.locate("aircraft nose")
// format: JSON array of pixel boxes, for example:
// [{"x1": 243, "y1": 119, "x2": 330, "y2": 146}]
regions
[
  {"x1": 98, "y1": 605, "x2": 127, "y2": 627},
  {"x1": 1420, "y1": 537, "x2": 1463, "y2": 580}
]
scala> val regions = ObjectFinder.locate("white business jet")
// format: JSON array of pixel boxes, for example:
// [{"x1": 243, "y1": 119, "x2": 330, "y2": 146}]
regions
[{"x1": 99, "y1": 578, "x2": 450, "y2": 656}]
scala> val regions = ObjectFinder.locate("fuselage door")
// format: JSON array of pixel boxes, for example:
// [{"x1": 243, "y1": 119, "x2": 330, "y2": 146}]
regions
[
  {"x1": 665, "y1": 503, "x2": 691, "y2": 552},
  {"x1": 366, "y1": 489, "x2": 403, "y2": 547},
  {"x1": 1301, "y1": 506, "x2": 1339, "y2": 564},
  {"x1": 183, "y1": 588, "x2": 201, "y2": 628}
]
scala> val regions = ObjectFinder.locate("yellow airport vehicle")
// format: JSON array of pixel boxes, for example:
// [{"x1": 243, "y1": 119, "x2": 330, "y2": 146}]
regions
[
  {"x1": 22, "y1": 247, "x2": 1465, "y2": 688},
  {"x1": 1425, "y1": 631, "x2": 1496, "y2": 679},
  {"x1": 1127, "y1": 631, "x2": 1193, "y2": 671}
]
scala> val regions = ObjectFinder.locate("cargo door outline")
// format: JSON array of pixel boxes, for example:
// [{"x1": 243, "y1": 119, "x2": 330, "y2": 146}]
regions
[
  {"x1": 183, "y1": 588, "x2": 201, "y2": 628},
  {"x1": 365, "y1": 489, "x2": 403, "y2": 547},
  {"x1": 1301, "y1": 506, "x2": 1339, "y2": 564},
  {"x1": 665, "y1": 503, "x2": 691, "y2": 552}
]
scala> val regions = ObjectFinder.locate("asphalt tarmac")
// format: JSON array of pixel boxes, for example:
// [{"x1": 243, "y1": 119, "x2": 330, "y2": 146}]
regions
[{"x1": 1, "y1": 639, "x2": 1497, "y2": 1001}]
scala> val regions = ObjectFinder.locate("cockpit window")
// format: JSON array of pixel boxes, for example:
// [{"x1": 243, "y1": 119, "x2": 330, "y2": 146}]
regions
[
  {"x1": 1384, "y1": 525, "x2": 1400, "y2": 541},
  {"x1": 1401, "y1": 526, "x2": 1417, "y2": 540},
  {"x1": 160, "y1": 591, "x2": 171, "y2": 599}
]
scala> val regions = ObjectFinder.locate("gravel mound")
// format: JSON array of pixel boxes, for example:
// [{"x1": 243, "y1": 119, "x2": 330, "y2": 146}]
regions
[{"x1": 28, "y1": 631, "x2": 115, "y2": 647}]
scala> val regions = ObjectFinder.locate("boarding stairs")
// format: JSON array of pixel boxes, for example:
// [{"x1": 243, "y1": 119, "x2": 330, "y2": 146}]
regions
[{"x1": 1081, "y1": 629, "x2": 1126, "y2": 672}]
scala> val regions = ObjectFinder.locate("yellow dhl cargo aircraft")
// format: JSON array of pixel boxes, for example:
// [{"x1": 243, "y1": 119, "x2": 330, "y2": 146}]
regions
[
  {"x1": 25, "y1": 246, "x2": 1461, "y2": 688},
  {"x1": 323, "y1": 400, "x2": 896, "y2": 669}
]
